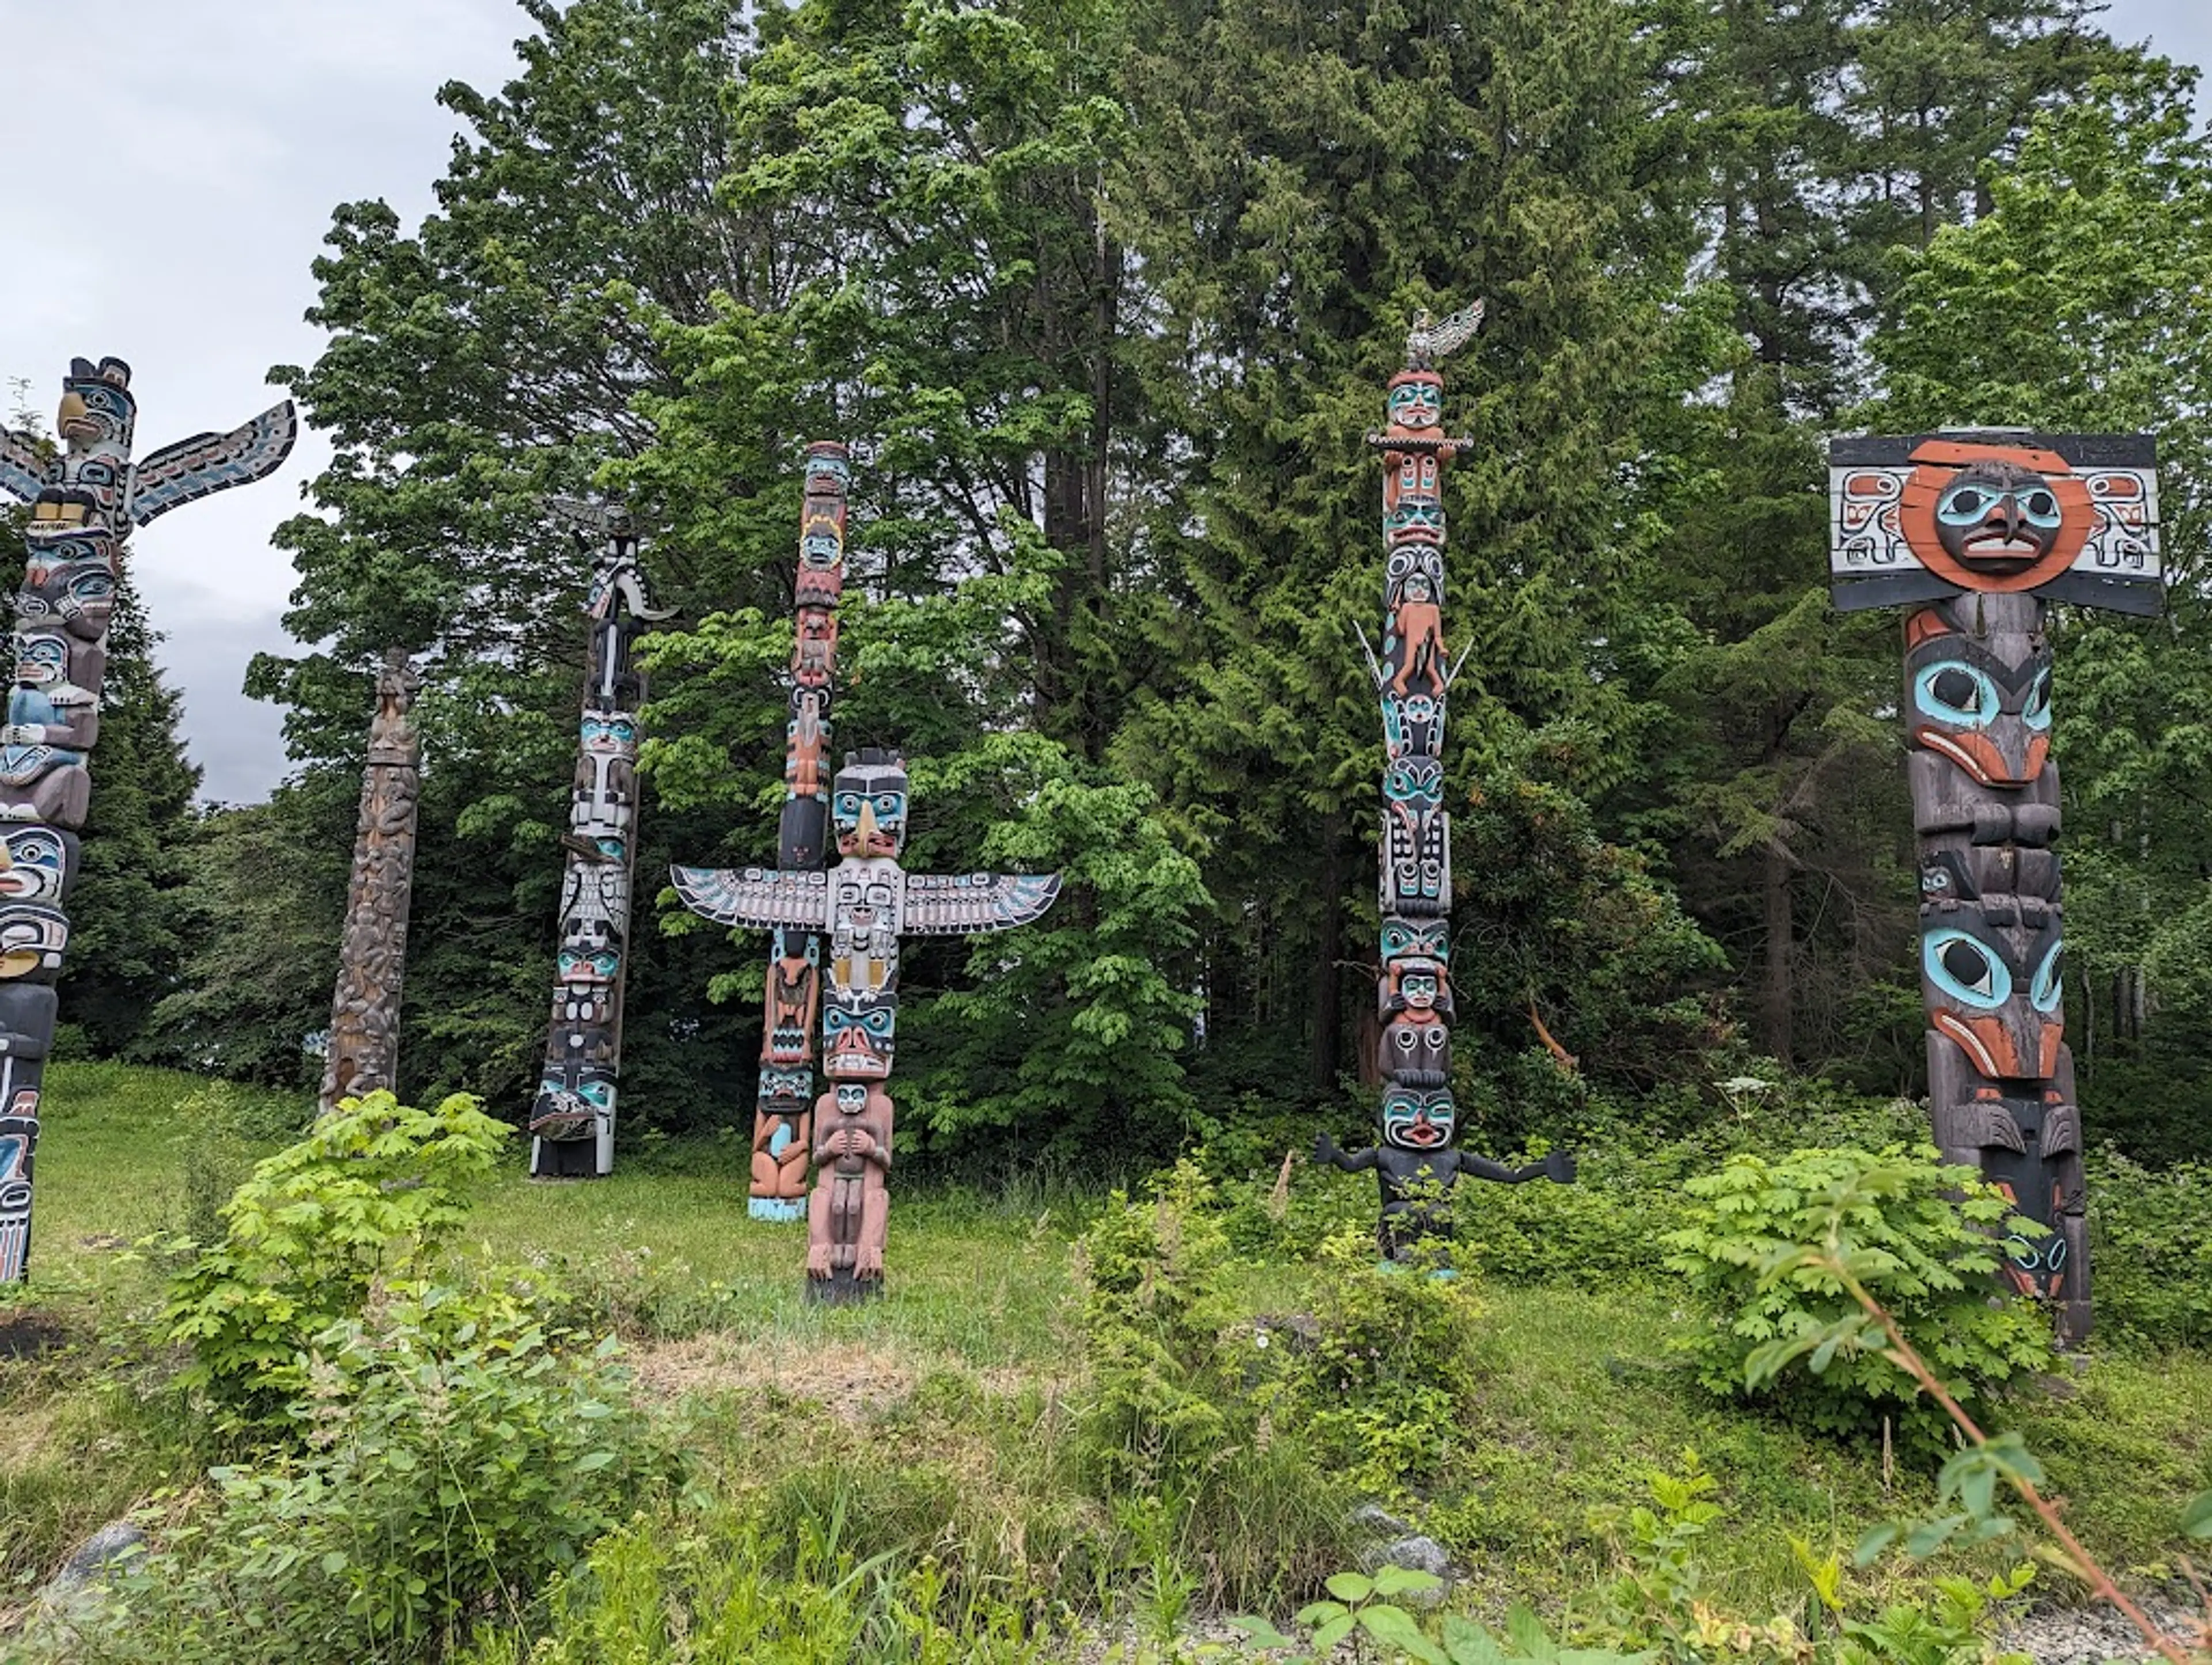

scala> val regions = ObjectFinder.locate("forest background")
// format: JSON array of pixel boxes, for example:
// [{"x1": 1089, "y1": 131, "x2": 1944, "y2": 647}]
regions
[{"x1": 17, "y1": 0, "x2": 2212, "y2": 1177}]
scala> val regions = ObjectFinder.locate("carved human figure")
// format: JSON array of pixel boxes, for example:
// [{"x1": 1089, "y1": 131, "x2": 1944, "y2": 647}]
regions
[{"x1": 807, "y1": 1080, "x2": 893, "y2": 1287}]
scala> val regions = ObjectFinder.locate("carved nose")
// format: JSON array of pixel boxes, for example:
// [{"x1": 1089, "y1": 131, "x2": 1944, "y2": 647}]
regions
[
  {"x1": 857, "y1": 802, "x2": 878, "y2": 843},
  {"x1": 56, "y1": 391, "x2": 88, "y2": 430},
  {"x1": 1983, "y1": 498, "x2": 2026, "y2": 540}
]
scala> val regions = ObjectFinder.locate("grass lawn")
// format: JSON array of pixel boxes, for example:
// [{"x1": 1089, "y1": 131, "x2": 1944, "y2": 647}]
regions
[{"x1": 6, "y1": 1061, "x2": 2212, "y2": 1646}]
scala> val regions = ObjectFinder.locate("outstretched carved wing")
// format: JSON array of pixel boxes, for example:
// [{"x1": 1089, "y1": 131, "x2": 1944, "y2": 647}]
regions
[
  {"x1": 0, "y1": 428, "x2": 55, "y2": 506},
  {"x1": 671, "y1": 864, "x2": 831, "y2": 930},
  {"x1": 127, "y1": 400, "x2": 298, "y2": 527},
  {"x1": 902, "y1": 871, "x2": 1062, "y2": 936},
  {"x1": 1427, "y1": 301, "x2": 1484, "y2": 361},
  {"x1": 549, "y1": 495, "x2": 633, "y2": 540}
]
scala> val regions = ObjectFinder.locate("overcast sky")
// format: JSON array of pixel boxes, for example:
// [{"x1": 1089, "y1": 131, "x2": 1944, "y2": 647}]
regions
[{"x1": 0, "y1": 0, "x2": 2205, "y2": 805}]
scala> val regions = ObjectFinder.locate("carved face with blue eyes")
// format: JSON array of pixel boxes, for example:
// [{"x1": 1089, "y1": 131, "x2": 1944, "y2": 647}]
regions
[
  {"x1": 529, "y1": 1068, "x2": 615, "y2": 1140},
  {"x1": 1906, "y1": 627, "x2": 2052, "y2": 787},
  {"x1": 1921, "y1": 911, "x2": 2063, "y2": 1080},
  {"x1": 823, "y1": 987, "x2": 897, "y2": 1078},
  {"x1": 1385, "y1": 500, "x2": 1445, "y2": 546},
  {"x1": 1933, "y1": 460, "x2": 2065, "y2": 572},
  {"x1": 1382, "y1": 756, "x2": 1443, "y2": 809},
  {"x1": 1380, "y1": 919, "x2": 1449, "y2": 971},
  {"x1": 580, "y1": 712, "x2": 639, "y2": 756},
  {"x1": 1387, "y1": 371, "x2": 1442, "y2": 432},
  {"x1": 832, "y1": 754, "x2": 908, "y2": 859},
  {"x1": 1385, "y1": 545, "x2": 1444, "y2": 611},
  {"x1": 1381, "y1": 1084, "x2": 1455, "y2": 1150},
  {"x1": 0, "y1": 828, "x2": 74, "y2": 903}
]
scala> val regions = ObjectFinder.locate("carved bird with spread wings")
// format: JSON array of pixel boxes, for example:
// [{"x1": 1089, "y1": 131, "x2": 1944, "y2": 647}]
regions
[
  {"x1": 0, "y1": 386, "x2": 296, "y2": 528},
  {"x1": 1404, "y1": 302, "x2": 1486, "y2": 370}
]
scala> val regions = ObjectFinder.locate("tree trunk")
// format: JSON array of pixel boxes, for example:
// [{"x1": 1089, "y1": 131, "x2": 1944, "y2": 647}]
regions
[
  {"x1": 1310, "y1": 817, "x2": 1345, "y2": 1096},
  {"x1": 1761, "y1": 841, "x2": 1793, "y2": 1064}
]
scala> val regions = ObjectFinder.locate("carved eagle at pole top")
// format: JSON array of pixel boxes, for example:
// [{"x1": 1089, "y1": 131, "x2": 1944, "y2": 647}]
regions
[{"x1": 1406, "y1": 301, "x2": 1486, "y2": 370}]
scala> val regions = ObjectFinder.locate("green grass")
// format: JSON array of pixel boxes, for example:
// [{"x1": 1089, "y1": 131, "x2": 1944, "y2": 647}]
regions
[{"x1": 7, "y1": 1061, "x2": 2212, "y2": 1645}]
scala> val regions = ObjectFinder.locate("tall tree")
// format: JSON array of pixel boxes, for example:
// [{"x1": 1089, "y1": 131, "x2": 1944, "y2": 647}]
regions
[{"x1": 1108, "y1": 0, "x2": 1710, "y2": 1103}]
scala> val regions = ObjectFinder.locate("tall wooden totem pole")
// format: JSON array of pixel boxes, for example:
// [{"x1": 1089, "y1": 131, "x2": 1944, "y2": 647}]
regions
[
  {"x1": 319, "y1": 650, "x2": 425, "y2": 1115},
  {"x1": 1314, "y1": 307, "x2": 1573, "y2": 1258},
  {"x1": 529, "y1": 500, "x2": 673, "y2": 1178},
  {"x1": 0, "y1": 356, "x2": 295, "y2": 1279},
  {"x1": 1829, "y1": 430, "x2": 2162, "y2": 1341},
  {"x1": 743, "y1": 442, "x2": 850, "y2": 1219},
  {"x1": 672, "y1": 445, "x2": 1061, "y2": 1300}
]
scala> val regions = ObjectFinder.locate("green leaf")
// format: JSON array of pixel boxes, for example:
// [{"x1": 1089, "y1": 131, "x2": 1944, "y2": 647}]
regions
[
  {"x1": 2181, "y1": 1489, "x2": 2212, "y2": 1538},
  {"x1": 1359, "y1": 1604, "x2": 1448, "y2": 1663},
  {"x1": 1311, "y1": 1612, "x2": 1358, "y2": 1653},
  {"x1": 1325, "y1": 1572, "x2": 1376, "y2": 1604},
  {"x1": 1441, "y1": 1615, "x2": 1508, "y2": 1665},
  {"x1": 1854, "y1": 1524, "x2": 1900, "y2": 1565},
  {"x1": 1506, "y1": 1603, "x2": 1559, "y2": 1664}
]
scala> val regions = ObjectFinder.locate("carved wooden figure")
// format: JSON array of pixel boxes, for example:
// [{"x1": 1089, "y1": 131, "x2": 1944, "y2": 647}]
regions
[
  {"x1": 674, "y1": 450, "x2": 1060, "y2": 1295},
  {"x1": 677, "y1": 746, "x2": 1060, "y2": 1298},
  {"x1": 528, "y1": 501, "x2": 673, "y2": 1178},
  {"x1": 1828, "y1": 430, "x2": 2163, "y2": 1342},
  {"x1": 319, "y1": 651, "x2": 425, "y2": 1116},
  {"x1": 741, "y1": 443, "x2": 851, "y2": 1220},
  {"x1": 0, "y1": 358, "x2": 293, "y2": 1280},
  {"x1": 1327, "y1": 305, "x2": 1573, "y2": 1264}
]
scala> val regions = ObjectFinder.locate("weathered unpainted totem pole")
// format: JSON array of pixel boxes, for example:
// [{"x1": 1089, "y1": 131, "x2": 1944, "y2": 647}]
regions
[
  {"x1": 1315, "y1": 307, "x2": 1573, "y2": 1261},
  {"x1": 743, "y1": 442, "x2": 850, "y2": 1219},
  {"x1": 1829, "y1": 430, "x2": 2162, "y2": 1342},
  {"x1": 673, "y1": 448, "x2": 1062, "y2": 1300},
  {"x1": 0, "y1": 357, "x2": 294, "y2": 1280},
  {"x1": 528, "y1": 500, "x2": 673, "y2": 1178},
  {"x1": 319, "y1": 650, "x2": 425, "y2": 1116}
]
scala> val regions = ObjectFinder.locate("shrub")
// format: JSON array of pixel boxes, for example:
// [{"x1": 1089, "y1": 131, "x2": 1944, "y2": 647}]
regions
[
  {"x1": 1293, "y1": 1229, "x2": 1484, "y2": 1500},
  {"x1": 1073, "y1": 1160, "x2": 1241, "y2": 1493},
  {"x1": 60, "y1": 1280, "x2": 673, "y2": 1665},
  {"x1": 161, "y1": 1090, "x2": 509, "y2": 1426},
  {"x1": 2084, "y1": 1147, "x2": 2212, "y2": 1351},
  {"x1": 1663, "y1": 1146, "x2": 2054, "y2": 1450}
]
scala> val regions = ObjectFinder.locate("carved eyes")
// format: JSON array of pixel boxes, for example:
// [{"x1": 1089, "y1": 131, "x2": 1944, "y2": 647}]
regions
[
  {"x1": 2031, "y1": 940, "x2": 2065, "y2": 1014},
  {"x1": 1916, "y1": 662, "x2": 2000, "y2": 726},
  {"x1": 1938, "y1": 483, "x2": 2062, "y2": 528},
  {"x1": 1924, "y1": 928, "x2": 2012, "y2": 1008},
  {"x1": 2023, "y1": 669, "x2": 2052, "y2": 731}
]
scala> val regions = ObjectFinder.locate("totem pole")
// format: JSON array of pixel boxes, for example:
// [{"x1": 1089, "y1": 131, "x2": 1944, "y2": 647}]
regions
[
  {"x1": 319, "y1": 649, "x2": 425, "y2": 1116},
  {"x1": 1314, "y1": 306, "x2": 1573, "y2": 1263},
  {"x1": 742, "y1": 442, "x2": 851, "y2": 1219},
  {"x1": 528, "y1": 500, "x2": 674, "y2": 1178},
  {"x1": 0, "y1": 357, "x2": 294, "y2": 1280},
  {"x1": 672, "y1": 449, "x2": 1061, "y2": 1300},
  {"x1": 1829, "y1": 430, "x2": 2162, "y2": 1341}
]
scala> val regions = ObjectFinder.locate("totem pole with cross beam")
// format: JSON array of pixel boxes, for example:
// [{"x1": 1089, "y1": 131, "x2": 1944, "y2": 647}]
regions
[
  {"x1": 671, "y1": 451, "x2": 1060, "y2": 1302},
  {"x1": 0, "y1": 356, "x2": 294, "y2": 1281}
]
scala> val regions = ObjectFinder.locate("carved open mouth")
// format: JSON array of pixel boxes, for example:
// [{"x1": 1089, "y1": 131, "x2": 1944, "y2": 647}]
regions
[
  {"x1": 1957, "y1": 531, "x2": 2046, "y2": 567},
  {"x1": 1396, "y1": 1121, "x2": 1446, "y2": 1147}
]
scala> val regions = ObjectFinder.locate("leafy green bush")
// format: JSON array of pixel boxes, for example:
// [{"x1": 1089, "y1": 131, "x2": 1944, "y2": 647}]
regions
[
  {"x1": 1074, "y1": 1160, "x2": 1243, "y2": 1492},
  {"x1": 161, "y1": 1090, "x2": 509, "y2": 1425},
  {"x1": 2085, "y1": 1147, "x2": 2212, "y2": 1351},
  {"x1": 62, "y1": 1280, "x2": 672, "y2": 1665},
  {"x1": 1662, "y1": 1146, "x2": 2054, "y2": 1449},
  {"x1": 1293, "y1": 1229, "x2": 1484, "y2": 1499}
]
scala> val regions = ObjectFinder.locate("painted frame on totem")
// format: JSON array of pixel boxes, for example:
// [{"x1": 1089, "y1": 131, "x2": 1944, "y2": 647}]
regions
[{"x1": 1828, "y1": 431, "x2": 2161, "y2": 616}]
